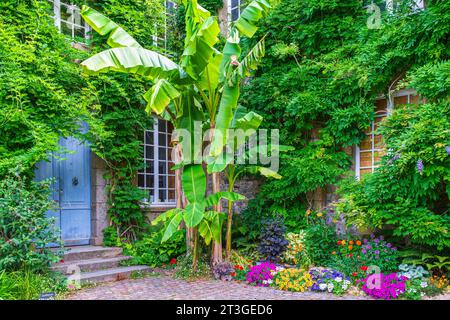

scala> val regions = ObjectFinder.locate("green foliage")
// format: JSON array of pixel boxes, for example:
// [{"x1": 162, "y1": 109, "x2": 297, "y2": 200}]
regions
[
  {"x1": 240, "y1": 0, "x2": 450, "y2": 244},
  {"x1": 0, "y1": 0, "x2": 96, "y2": 177},
  {"x1": 0, "y1": 269, "x2": 67, "y2": 300},
  {"x1": 122, "y1": 227, "x2": 186, "y2": 267},
  {"x1": 336, "y1": 101, "x2": 450, "y2": 251},
  {"x1": 174, "y1": 253, "x2": 212, "y2": 279},
  {"x1": 303, "y1": 217, "x2": 338, "y2": 267},
  {"x1": 0, "y1": 176, "x2": 63, "y2": 272}
]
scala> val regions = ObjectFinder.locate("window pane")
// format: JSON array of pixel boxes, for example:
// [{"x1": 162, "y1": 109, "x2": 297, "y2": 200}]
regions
[
  {"x1": 231, "y1": 9, "x2": 239, "y2": 21},
  {"x1": 145, "y1": 160, "x2": 154, "y2": 173},
  {"x1": 146, "y1": 175, "x2": 154, "y2": 188},
  {"x1": 360, "y1": 152, "x2": 372, "y2": 168},
  {"x1": 158, "y1": 132, "x2": 167, "y2": 146},
  {"x1": 158, "y1": 161, "x2": 167, "y2": 175},
  {"x1": 138, "y1": 174, "x2": 145, "y2": 188},
  {"x1": 360, "y1": 136, "x2": 372, "y2": 151},
  {"x1": 145, "y1": 146, "x2": 154, "y2": 159},
  {"x1": 158, "y1": 119, "x2": 167, "y2": 132},
  {"x1": 159, "y1": 176, "x2": 167, "y2": 188},
  {"x1": 159, "y1": 189, "x2": 167, "y2": 202},
  {"x1": 145, "y1": 131, "x2": 154, "y2": 145},
  {"x1": 61, "y1": 21, "x2": 73, "y2": 36},
  {"x1": 168, "y1": 189, "x2": 176, "y2": 202},
  {"x1": 168, "y1": 176, "x2": 175, "y2": 189},
  {"x1": 159, "y1": 147, "x2": 167, "y2": 161}
]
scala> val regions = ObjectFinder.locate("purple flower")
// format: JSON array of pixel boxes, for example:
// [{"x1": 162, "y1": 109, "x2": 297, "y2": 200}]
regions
[
  {"x1": 417, "y1": 159, "x2": 424, "y2": 173},
  {"x1": 374, "y1": 250, "x2": 380, "y2": 255},
  {"x1": 446, "y1": 146, "x2": 450, "y2": 155},
  {"x1": 363, "y1": 239, "x2": 368, "y2": 244},
  {"x1": 386, "y1": 243, "x2": 392, "y2": 248},
  {"x1": 362, "y1": 249, "x2": 367, "y2": 254},
  {"x1": 374, "y1": 238, "x2": 379, "y2": 244}
]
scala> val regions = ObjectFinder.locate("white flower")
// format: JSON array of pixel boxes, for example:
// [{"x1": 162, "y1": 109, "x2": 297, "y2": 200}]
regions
[
  {"x1": 343, "y1": 280, "x2": 351, "y2": 285},
  {"x1": 319, "y1": 283, "x2": 327, "y2": 290},
  {"x1": 342, "y1": 285, "x2": 348, "y2": 290},
  {"x1": 263, "y1": 280, "x2": 267, "y2": 285},
  {"x1": 420, "y1": 282, "x2": 428, "y2": 288},
  {"x1": 327, "y1": 283, "x2": 334, "y2": 292},
  {"x1": 334, "y1": 277, "x2": 342, "y2": 283},
  {"x1": 276, "y1": 266, "x2": 285, "y2": 272},
  {"x1": 267, "y1": 279, "x2": 273, "y2": 284}
]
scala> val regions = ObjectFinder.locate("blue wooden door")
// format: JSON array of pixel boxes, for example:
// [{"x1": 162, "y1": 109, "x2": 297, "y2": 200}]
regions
[{"x1": 35, "y1": 133, "x2": 92, "y2": 246}]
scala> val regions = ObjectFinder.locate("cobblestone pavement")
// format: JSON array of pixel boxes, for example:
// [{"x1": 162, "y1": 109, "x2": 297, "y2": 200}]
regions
[{"x1": 66, "y1": 275, "x2": 368, "y2": 300}]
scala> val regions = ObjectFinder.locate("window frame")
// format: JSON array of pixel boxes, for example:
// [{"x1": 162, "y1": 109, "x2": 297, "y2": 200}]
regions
[
  {"x1": 48, "y1": 0, "x2": 91, "y2": 41},
  {"x1": 139, "y1": 117, "x2": 177, "y2": 208},
  {"x1": 228, "y1": 0, "x2": 243, "y2": 23},
  {"x1": 354, "y1": 89, "x2": 419, "y2": 179}
]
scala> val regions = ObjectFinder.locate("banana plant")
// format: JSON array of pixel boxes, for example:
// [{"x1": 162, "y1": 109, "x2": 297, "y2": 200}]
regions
[
  {"x1": 80, "y1": 0, "x2": 277, "y2": 265},
  {"x1": 151, "y1": 164, "x2": 245, "y2": 268}
]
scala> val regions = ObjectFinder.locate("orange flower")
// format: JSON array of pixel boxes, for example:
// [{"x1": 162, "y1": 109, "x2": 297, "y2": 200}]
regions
[
  {"x1": 356, "y1": 240, "x2": 362, "y2": 246},
  {"x1": 332, "y1": 251, "x2": 336, "y2": 255},
  {"x1": 341, "y1": 240, "x2": 346, "y2": 245},
  {"x1": 349, "y1": 240, "x2": 354, "y2": 245},
  {"x1": 306, "y1": 209, "x2": 312, "y2": 216},
  {"x1": 348, "y1": 245, "x2": 353, "y2": 251}
]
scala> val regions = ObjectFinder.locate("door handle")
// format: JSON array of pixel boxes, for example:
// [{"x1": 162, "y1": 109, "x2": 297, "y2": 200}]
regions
[{"x1": 72, "y1": 177, "x2": 79, "y2": 186}]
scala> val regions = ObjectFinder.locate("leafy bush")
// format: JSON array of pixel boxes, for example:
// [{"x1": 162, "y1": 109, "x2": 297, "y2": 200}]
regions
[
  {"x1": 231, "y1": 264, "x2": 250, "y2": 282},
  {"x1": 359, "y1": 236, "x2": 399, "y2": 273},
  {"x1": 0, "y1": 270, "x2": 67, "y2": 300},
  {"x1": 272, "y1": 268, "x2": 313, "y2": 292},
  {"x1": 283, "y1": 231, "x2": 307, "y2": 265},
  {"x1": 122, "y1": 227, "x2": 186, "y2": 267},
  {"x1": 246, "y1": 262, "x2": 277, "y2": 287},
  {"x1": 174, "y1": 253, "x2": 211, "y2": 280},
  {"x1": 0, "y1": 176, "x2": 62, "y2": 272},
  {"x1": 397, "y1": 264, "x2": 429, "y2": 280},
  {"x1": 258, "y1": 215, "x2": 289, "y2": 262},
  {"x1": 303, "y1": 216, "x2": 338, "y2": 266}
]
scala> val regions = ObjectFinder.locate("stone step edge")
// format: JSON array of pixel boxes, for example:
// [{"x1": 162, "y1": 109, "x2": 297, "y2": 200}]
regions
[
  {"x1": 79, "y1": 265, "x2": 152, "y2": 284},
  {"x1": 51, "y1": 256, "x2": 133, "y2": 273}
]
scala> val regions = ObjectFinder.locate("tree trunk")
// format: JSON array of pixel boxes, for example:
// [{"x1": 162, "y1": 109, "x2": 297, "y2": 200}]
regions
[
  {"x1": 211, "y1": 171, "x2": 223, "y2": 264},
  {"x1": 225, "y1": 198, "x2": 233, "y2": 260}
]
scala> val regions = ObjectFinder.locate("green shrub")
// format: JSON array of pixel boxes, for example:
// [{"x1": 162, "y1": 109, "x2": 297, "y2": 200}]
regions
[
  {"x1": 303, "y1": 216, "x2": 338, "y2": 267},
  {"x1": 0, "y1": 269, "x2": 67, "y2": 300},
  {"x1": 174, "y1": 253, "x2": 212, "y2": 280},
  {"x1": 0, "y1": 176, "x2": 63, "y2": 272},
  {"x1": 122, "y1": 227, "x2": 186, "y2": 267}
]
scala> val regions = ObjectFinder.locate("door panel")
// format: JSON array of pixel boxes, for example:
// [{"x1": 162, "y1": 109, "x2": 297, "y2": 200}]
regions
[
  {"x1": 35, "y1": 132, "x2": 92, "y2": 246},
  {"x1": 58, "y1": 135, "x2": 91, "y2": 245}
]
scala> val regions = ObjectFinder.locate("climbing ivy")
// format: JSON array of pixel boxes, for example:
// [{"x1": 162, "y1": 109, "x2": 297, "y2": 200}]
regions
[{"x1": 239, "y1": 0, "x2": 450, "y2": 250}]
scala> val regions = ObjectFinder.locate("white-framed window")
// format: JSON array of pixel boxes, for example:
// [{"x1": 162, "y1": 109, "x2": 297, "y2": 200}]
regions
[
  {"x1": 355, "y1": 90, "x2": 421, "y2": 179},
  {"x1": 386, "y1": 0, "x2": 425, "y2": 13},
  {"x1": 48, "y1": 0, "x2": 91, "y2": 41},
  {"x1": 138, "y1": 118, "x2": 176, "y2": 206},
  {"x1": 152, "y1": 1, "x2": 177, "y2": 57},
  {"x1": 229, "y1": 0, "x2": 244, "y2": 22}
]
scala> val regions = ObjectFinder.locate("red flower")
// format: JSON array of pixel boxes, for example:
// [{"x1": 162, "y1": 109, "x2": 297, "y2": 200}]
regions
[
  {"x1": 234, "y1": 265, "x2": 241, "y2": 270},
  {"x1": 231, "y1": 272, "x2": 236, "y2": 277},
  {"x1": 337, "y1": 240, "x2": 342, "y2": 245},
  {"x1": 360, "y1": 266, "x2": 368, "y2": 271},
  {"x1": 60, "y1": 259, "x2": 65, "y2": 263},
  {"x1": 352, "y1": 272, "x2": 358, "y2": 277},
  {"x1": 170, "y1": 258, "x2": 177, "y2": 265},
  {"x1": 239, "y1": 266, "x2": 244, "y2": 271},
  {"x1": 348, "y1": 253, "x2": 353, "y2": 257}
]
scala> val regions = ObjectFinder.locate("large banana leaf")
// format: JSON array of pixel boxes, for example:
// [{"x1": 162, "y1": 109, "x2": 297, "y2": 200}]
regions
[
  {"x1": 233, "y1": 37, "x2": 266, "y2": 79},
  {"x1": 209, "y1": 84, "x2": 240, "y2": 157},
  {"x1": 243, "y1": 166, "x2": 282, "y2": 179},
  {"x1": 206, "y1": 152, "x2": 234, "y2": 173},
  {"x1": 81, "y1": 47, "x2": 183, "y2": 81},
  {"x1": 80, "y1": 6, "x2": 142, "y2": 48},
  {"x1": 177, "y1": 88, "x2": 204, "y2": 163},
  {"x1": 234, "y1": 0, "x2": 273, "y2": 38},
  {"x1": 161, "y1": 210, "x2": 184, "y2": 242},
  {"x1": 204, "y1": 191, "x2": 246, "y2": 206},
  {"x1": 233, "y1": 111, "x2": 263, "y2": 131},
  {"x1": 182, "y1": 164, "x2": 206, "y2": 203},
  {"x1": 144, "y1": 79, "x2": 181, "y2": 115},
  {"x1": 184, "y1": 202, "x2": 206, "y2": 228},
  {"x1": 182, "y1": 16, "x2": 221, "y2": 79},
  {"x1": 199, "y1": 211, "x2": 224, "y2": 245},
  {"x1": 196, "y1": 51, "x2": 223, "y2": 93}
]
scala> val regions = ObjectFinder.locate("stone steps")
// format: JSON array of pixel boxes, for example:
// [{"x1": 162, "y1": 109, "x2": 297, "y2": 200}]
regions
[
  {"x1": 53, "y1": 246, "x2": 151, "y2": 284},
  {"x1": 79, "y1": 266, "x2": 151, "y2": 284}
]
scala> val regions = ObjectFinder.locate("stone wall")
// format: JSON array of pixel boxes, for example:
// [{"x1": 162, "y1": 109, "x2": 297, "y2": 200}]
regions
[{"x1": 90, "y1": 154, "x2": 109, "y2": 245}]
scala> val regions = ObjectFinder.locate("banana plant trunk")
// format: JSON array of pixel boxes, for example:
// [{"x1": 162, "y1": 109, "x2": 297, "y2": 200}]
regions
[
  {"x1": 210, "y1": 122, "x2": 223, "y2": 264},
  {"x1": 211, "y1": 171, "x2": 223, "y2": 264}
]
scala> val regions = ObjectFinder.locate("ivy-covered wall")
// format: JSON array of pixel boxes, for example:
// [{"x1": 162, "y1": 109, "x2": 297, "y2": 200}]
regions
[{"x1": 238, "y1": 0, "x2": 450, "y2": 246}]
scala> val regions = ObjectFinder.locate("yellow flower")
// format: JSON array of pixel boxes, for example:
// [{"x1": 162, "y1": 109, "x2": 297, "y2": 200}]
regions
[{"x1": 317, "y1": 212, "x2": 323, "y2": 217}]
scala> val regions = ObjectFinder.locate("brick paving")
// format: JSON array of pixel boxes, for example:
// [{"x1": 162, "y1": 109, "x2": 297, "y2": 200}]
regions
[{"x1": 66, "y1": 275, "x2": 368, "y2": 300}]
